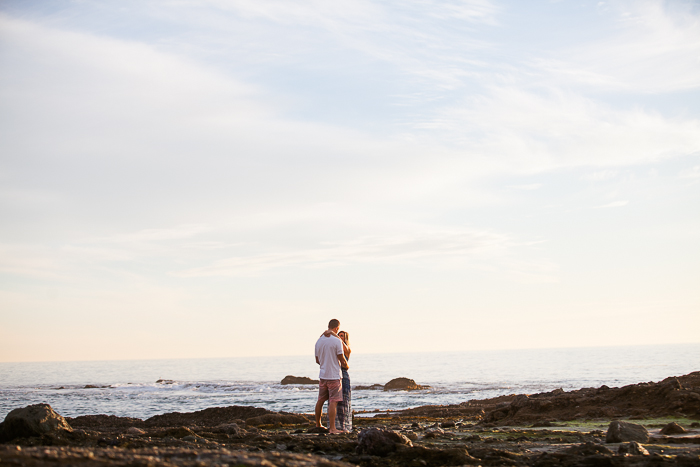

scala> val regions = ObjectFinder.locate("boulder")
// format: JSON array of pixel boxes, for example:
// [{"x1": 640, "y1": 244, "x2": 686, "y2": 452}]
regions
[
  {"x1": 383, "y1": 378, "x2": 429, "y2": 391},
  {"x1": 618, "y1": 441, "x2": 650, "y2": 456},
  {"x1": 0, "y1": 404, "x2": 73, "y2": 442},
  {"x1": 281, "y1": 375, "x2": 319, "y2": 385},
  {"x1": 564, "y1": 442, "x2": 614, "y2": 456},
  {"x1": 660, "y1": 422, "x2": 686, "y2": 435},
  {"x1": 210, "y1": 423, "x2": 246, "y2": 436},
  {"x1": 245, "y1": 413, "x2": 310, "y2": 426},
  {"x1": 356, "y1": 427, "x2": 413, "y2": 456},
  {"x1": 605, "y1": 420, "x2": 649, "y2": 443},
  {"x1": 354, "y1": 384, "x2": 384, "y2": 390}
]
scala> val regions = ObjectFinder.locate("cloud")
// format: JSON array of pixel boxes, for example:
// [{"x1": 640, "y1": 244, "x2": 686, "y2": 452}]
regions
[
  {"x1": 509, "y1": 183, "x2": 542, "y2": 190},
  {"x1": 532, "y1": 1, "x2": 700, "y2": 93},
  {"x1": 423, "y1": 86, "x2": 700, "y2": 173},
  {"x1": 581, "y1": 170, "x2": 619, "y2": 182},
  {"x1": 173, "y1": 229, "x2": 514, "y2": 277},
  {"x1": 596, "y1": 200, "x2": 629, "y2": 208},
  {"x1": 678, "y1": 165, "x2": 700, "y2": 180}
]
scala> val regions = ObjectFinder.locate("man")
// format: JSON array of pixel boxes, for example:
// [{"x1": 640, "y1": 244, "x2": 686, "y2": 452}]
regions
[{"x1": 314, "y1": 318, "x2": 349, "y2": 434}]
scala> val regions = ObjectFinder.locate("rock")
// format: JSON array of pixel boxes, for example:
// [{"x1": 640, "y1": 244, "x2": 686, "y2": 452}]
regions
[
  {"x1": 307, "y1": 426, "x2": 328, "y2": 434},
  {"x1": 564, "y1": 442, "x2": 614, "y2": 456},
  {"x1": 151, "y1": 426, "x2": 197, "y2": 438},
  {"x1": 68, "y1": 414, "x2": 146, "y2": 429},
  {"x1": 126, "y1": 427, "x2": 146, "y2": 435},
  {"x1": 618, "y1": 441, "x2": 649, "y2": 455},
  {"x1": 145, "y1": 405, "x2": 270, "y2": 427},
  {"x1": 393, "y1": 446, "x2": 475, "y2": 465},
  {"x1": 281, "y1": 376, "x2": 319, "y2": 385},
  {"x1": 0, "y1": 404, "x2": 73, "y2": 442},
  {"x1": 210, "y1": 423, "x2": 245, "y2": 436},
  {"x1": 356, "y1": 427, "x2": 413, "y2": 456},
  {"x1": 383, "y1": 378, "x2": 429, "y2": 391},
  {"x1": 660, "y1": 421, "x2": 687, "y2": 435},
  {"x1": 440, "y1": 421, "x2": 456, "y2": 428},
  {"x1": 354, "y1": 384, "x2": 384, "y2": 390},
  {"x1": 605, "y1": 420, "x2": 649, "y2": 443},
  {"x1": 245, "y1": 413, "x2": 310, "y2": 426}
]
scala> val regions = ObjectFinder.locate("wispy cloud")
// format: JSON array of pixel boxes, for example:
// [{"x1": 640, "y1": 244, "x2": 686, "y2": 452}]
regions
[
  {"x1": 532, "y1": 1, "x2": 700, "y2": 93},
  {"x1": 678, "y1": 165, "x2": 700, "y2": 180},
  {"x1": 596, "y1": 200, "x2": 629, "y2": 208},
  {"x1": 173, "y1": 229, "x2": 514, "y2": 277}
]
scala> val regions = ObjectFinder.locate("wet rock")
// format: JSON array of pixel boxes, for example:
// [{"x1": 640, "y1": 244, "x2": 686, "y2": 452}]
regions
[
  {"x1": 68, "y1": 414, "x2": 147, "y2": 429},
  {"x1": 393, "y1": 445, "x2": 476, "y2": 465},
  {"x1": 354, "y1": 384, "x2": 384, "y2": 390},
  {"x1": 618, "y1": 441, "x2": 649, "y2": 455},
  {"x1": 210, "y1": 422, "x2": 246, "y2": 436},
  {"x1": 281, "y1": 375, "x2": 319, "y2": 385},
  {"x1": 660, "y1": 421, "x2": 687, "y2": 435},
  {"x1": 308, "y1": 426, "x2": 329, "y2": 434},
  {"x1": 151, "y1": 426, "x2": 197, "y2": 438},
  {"x1": 605, "y1": 420, "x2": 649, "y2": 443},
  {"x1": 0, "y1": 404, "x2": 73, "y2": 442},
  {"x1": 245, "y1": 413, "x2": 310, "y2": 427},
  {"x1": 356, "y1": 427, "x2": 413, "y2": 456},
  {"x1": 145, "y1": 405, "x2": 270, "y2": 427},
  {"x1": 564, "y1": 442, "x2": 614, "y2": 456},
  {"x1": 423, "y1": 427, "x2": 444, "y2": 439},
  {"x1": 383, "y1": 377, "x2": 429, "y2": 391}
]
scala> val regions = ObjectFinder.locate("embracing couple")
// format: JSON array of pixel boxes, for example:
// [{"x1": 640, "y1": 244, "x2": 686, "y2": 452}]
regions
[{"x1": 314, "y1": 318, "x2": 352, "y2": 433}]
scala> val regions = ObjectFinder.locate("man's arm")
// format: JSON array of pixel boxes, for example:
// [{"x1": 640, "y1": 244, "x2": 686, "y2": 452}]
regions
[{"x1": 337, "y1": 353, "x2": 348, "y2": 369}]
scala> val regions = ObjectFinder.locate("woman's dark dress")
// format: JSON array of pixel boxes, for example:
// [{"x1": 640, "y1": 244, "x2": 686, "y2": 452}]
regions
[{"x1": 336, "y1": 363, "x2": 352, "y2": 431}]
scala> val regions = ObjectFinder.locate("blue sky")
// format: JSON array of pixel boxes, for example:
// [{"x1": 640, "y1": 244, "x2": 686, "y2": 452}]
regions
[{"x1": 1, "y1": 0, "x2": 699, "y2": 362}]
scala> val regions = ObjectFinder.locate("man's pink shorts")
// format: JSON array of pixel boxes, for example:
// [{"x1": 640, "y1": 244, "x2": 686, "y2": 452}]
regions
[{"x1": 318, "y1": 379, "x2": 343, "y2": 402}]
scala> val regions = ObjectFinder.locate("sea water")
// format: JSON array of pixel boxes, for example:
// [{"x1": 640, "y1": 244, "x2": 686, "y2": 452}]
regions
[{"x1": 1, "y1": 344, "x2": 698, "y2": 420}]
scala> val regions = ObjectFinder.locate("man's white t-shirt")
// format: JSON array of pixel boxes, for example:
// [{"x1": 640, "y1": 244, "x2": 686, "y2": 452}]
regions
[{"x1": 315, "y1": 335, "x2": 343, "y2": 380}]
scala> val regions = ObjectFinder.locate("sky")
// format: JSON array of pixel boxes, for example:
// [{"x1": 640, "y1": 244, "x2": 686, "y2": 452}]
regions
[{"x1": 1, "y1": 0, "x2": 699, "y2": 362}]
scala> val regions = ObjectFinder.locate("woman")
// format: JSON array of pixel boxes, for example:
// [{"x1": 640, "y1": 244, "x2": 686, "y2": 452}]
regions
[
  {"x1": 335, "y1": 330, "x2": 352, "y2": 432},
  {"x1": 321, "y1": 328, "x2": 352, "y2": 432}
]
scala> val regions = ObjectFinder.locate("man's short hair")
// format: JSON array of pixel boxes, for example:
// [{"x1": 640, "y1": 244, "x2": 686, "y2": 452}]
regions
[{"x1": 328, "y1": 319, "x2": 340, "y2": 329}]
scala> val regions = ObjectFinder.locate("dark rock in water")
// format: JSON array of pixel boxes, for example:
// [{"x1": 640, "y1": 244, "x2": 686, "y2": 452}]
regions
[
  {"x1": 618, "y1": 441, "x2": 650, "y2": 455},
  {"x1": 145, "y1": 406, "x2": 270, "y2": 427},
  {"x1": 393, "y1": 445, "x2": 475, "y2": 465},
  {"x1": 691, "y1": 422, "x2": 700, "y2": 428},
  {"x1": 68, "y1": 414, "x2": 146, "y2": 429},
  {"x1": 0, "y1": 404, "x2": 73, "y2": 442},
  {"x1": 245, "y1": 413, "x2": 310, "y2": 426},
  {"x1": 156, "y1": 379, "x2": 175, "y2": 384},
  {"x1": 354, "y1": 384, "x2": 384, "y2": 390},
  {"x1": 356, "y1": 427, "x2": 413, "y2": 456},
  {"x1": 383, "y1": 377, "x2": 429, "y2": 391},
  {"x1": 605, "y1": 420, "x2": 649, "y2": 443},
  {"x1": 660, "y1": 421, "x2": 687, "y2": 435},
  {"x1": 307, "y1": 426, "x2": 329, "y2": 434},
  {"x1": 150, "y1": 426, "x2": 197, "y2": 439},
  {"x1": 564, "y1": 442, "x2": 614, "y2": 456},
  {"x1": 281, "y1": 375, "x2": 319, "y2": 385}
]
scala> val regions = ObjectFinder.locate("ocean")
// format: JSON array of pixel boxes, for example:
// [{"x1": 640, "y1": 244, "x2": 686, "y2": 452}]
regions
[{"x1": 1, "y1": 344, "x2": 698, "y2": 421}]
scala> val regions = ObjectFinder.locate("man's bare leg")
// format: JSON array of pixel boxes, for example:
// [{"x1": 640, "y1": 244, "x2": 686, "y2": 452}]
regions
[
  {"x1": 315, "y1": 399, "x2": 326, "y2": 428},
  {"x1": 328, "y1": 400, "x2": 345, "y2": 433}
]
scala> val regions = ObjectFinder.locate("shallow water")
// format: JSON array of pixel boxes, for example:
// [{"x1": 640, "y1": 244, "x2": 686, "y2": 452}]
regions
[{"x1": 1, "y1": 343, "x2": 698, "y2": 420}]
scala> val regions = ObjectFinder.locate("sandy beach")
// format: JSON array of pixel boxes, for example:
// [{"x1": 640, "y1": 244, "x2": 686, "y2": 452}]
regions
[{"x1": 1, "y1": 371, "x2": 699, "y2": 466}]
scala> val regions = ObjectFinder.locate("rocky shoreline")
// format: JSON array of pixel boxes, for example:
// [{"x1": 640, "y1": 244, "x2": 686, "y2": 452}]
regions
[{"x1": 1, "y1": 372, "x2": 699, "y2": 466}]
